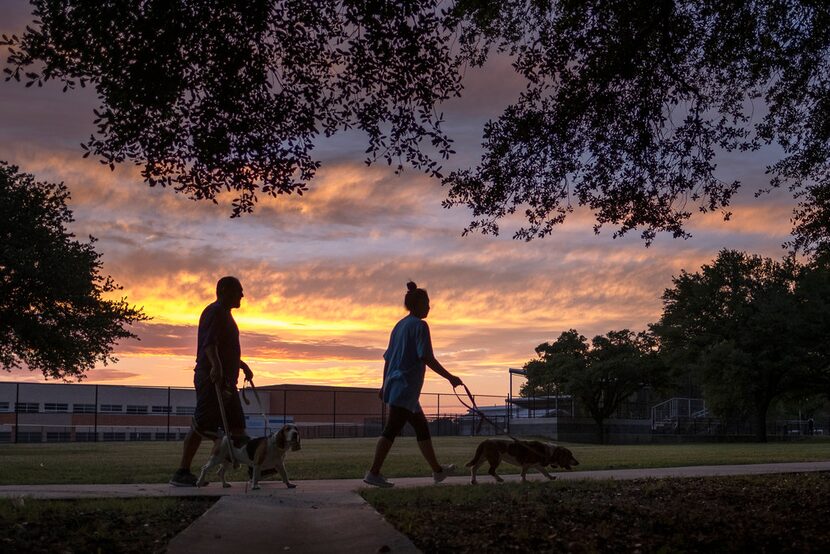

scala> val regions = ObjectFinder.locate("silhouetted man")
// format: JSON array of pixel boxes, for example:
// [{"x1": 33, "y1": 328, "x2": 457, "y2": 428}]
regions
[{"x1": 170, "y1": 276, "x2": 253, "y2": 487}]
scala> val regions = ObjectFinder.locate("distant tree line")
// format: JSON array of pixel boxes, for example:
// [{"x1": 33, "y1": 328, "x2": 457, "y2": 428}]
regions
[{"x1": 521, "y1": 249, "x2": 830, "y2": 442}]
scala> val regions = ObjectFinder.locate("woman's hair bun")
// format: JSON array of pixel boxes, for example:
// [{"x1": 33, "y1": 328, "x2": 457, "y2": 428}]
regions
[{"x1": 406, "y1": 281, "x2": 418, "y2": 292}]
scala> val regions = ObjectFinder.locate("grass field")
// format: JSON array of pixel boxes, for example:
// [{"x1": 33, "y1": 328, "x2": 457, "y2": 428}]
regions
[
  {"x1": 1, "y1": 436, "x2": 828, "y2": 485},
  {"x1": 0, "y1": 496, "x2": 215, "y2": 553},
  {"x1": 2, "y1": 437, "x2": 828, "y2": 553}
]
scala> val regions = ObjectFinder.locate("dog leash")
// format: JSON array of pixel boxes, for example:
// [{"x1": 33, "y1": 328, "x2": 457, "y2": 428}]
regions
[
  {"x1": 453, "y1": 383, "x2": 552, "y2": 459},
  {"x1": 242, "y1": 377, "x2": 270, "y2": 434},
  {"x1": 453, "y1": 383, "x2": 523, "y2": 442}
]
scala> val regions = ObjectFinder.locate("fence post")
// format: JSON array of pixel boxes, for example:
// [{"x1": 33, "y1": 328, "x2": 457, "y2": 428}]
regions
[
  {"x1": 332, "y1": 390, "x2": 337, "y2": 439},
  {"x1": 94, "y1": 385, "x2": 99, "y2": 442},
  {"x1": 14, "y1": 382, "x2": 19, "y2": 443},
  {"x1": 166, "y1": 387, "x2": 171, "y2": 440},
  {"x1": 437, "y1": 393, "x2": 440, "y2": 437}
]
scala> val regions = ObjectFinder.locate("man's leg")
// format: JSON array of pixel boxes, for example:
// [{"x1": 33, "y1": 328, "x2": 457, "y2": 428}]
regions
[
  {"x1": 170, "y1": 426, "x2": 206, "y2": 487},
  {"x1": 226, "y1": 391, "x2": 248, "y2": 447},
  {"x1": 171, "y1": 373, "x2": 217, "y2": 487},
  {"x1": 178, "y1": 429, "x2": 202, "y2": 471}
]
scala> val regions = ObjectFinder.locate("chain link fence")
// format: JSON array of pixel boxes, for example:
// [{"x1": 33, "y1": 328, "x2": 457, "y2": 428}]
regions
[{"x1": 0, "y1": 381, "x2": 506, "y2": 443}]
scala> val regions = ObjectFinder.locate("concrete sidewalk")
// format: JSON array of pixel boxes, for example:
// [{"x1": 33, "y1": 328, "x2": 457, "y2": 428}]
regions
[{"x1": 2, "y1": 461, "x2": 829, "y2": 553}]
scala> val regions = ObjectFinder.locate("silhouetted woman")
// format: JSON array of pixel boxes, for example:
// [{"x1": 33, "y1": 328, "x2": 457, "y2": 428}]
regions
[{"x1": 364, "y1": 281, "x2": 463, "y2": 487}]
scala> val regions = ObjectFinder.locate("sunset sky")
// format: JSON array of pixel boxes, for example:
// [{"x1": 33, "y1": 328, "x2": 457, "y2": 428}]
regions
[{"x1": 0, "y1": 1, "x2": 795, "y2": 398}]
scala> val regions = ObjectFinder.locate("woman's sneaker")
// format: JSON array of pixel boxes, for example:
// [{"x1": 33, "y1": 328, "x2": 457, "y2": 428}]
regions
[
  {"x1": 433, "y1": 464, "x2": 456, "y2": 483},
  {"x1": 363, "y1": 471, "x2": 394, "y2": 488}
]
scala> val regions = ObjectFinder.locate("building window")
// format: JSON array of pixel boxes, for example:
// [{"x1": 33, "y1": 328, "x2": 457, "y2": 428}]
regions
[
  {"x1": 126, "y1": 405, "x2": 148, "y2": 415},
  {"x1": 73, "y1": 404, "x2": 96, "y2": 413},
  {"x1": 99, "y1": 404, "x2": 123, "y2": 413},
  {"x1": 15, "y1": 402, "x2": 39, "y2": 413},
  {"x1": 102, "y1": 432, "x2": 126, "y2": 441},
  {"x1": 46, "y1": 432, "x2": 71, "y2": 442},
  {"x1": 152, "y1": 405, "x2": 172, "y2": 414},
  {"x1": 44, "y1": 403, "x2": 69, "y2": 413},
  {"x1": 176, "y1": 406, "x2": 196, "y2": 416},
  {"x1": 16, "y1": 431, "x2": 42, "y2": 442},
  {"x1": 75, "y1": 432, "x2": 97, "y2": 442},
  {"x1": 0, "y1": 402, "x2": 9, "y2": 412},
  {"x1": 129, "y1": 432, "x2": 152, "y2": 441}
]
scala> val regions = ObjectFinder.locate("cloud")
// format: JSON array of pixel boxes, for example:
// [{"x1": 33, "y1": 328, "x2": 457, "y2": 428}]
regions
[
  {"x1": 85, "y1": 368, "x2": 143, "y2": 381},
  {"x1": 0, "y1": 13, "x2": 805, "y2": 397},
  {"x1": 118, "y1": 322, "x2": 384, "y2": 362}
]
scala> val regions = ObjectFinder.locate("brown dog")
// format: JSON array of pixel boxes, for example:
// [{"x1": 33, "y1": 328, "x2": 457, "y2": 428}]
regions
[{"x1": 465, "y1": 438, "x2": 579, "y2": 484}]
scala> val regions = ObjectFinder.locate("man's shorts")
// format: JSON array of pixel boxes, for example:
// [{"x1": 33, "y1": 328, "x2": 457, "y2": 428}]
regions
[{"x1": 193, "y1": 371, "x2": 245, "y2": 434}]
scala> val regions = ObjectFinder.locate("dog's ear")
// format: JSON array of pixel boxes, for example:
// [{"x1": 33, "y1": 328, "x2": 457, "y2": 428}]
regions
[{"x1": 276, "y1": 427, "x2": 286, "y2": 450}]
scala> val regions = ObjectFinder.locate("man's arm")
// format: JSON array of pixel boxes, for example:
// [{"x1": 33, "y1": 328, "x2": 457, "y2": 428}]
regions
[
  {"x1": 207, "y1": 344, "x2": 223, "y2": 383},
  {"x1": 240, "y1": 360, "x2": 253, "y2": 381}
]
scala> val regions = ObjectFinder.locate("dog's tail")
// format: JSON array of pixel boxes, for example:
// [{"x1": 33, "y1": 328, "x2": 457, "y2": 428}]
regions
[{"x1": 465, "y1": 441, "x2": 486, "y2": 467}]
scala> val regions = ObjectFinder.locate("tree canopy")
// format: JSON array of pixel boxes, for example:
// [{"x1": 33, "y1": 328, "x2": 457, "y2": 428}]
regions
[
  {"x1": 0, "y1": 162, "x2": 147, "y2": 380},
  {"x1": 652, "y1": 249, "x2": 830, "y2": 441},
  {"x1": 3, "y1": 1, "x2": 830, "y2": 247},
  {"x1": 2, "y1": 0, "x2": 461, "y2": 216},
  {"x1": 522, "y1": 329, "x2": 663, "y2": 443}
]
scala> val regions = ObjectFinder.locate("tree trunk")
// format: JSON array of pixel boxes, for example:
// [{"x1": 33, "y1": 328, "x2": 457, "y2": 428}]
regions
[
  {"x1": 595, "y1": 418, "x2": 606, "y2": 444},
  {"x1": 754, "y1": 401, "x2": 770, "y2": 443}
]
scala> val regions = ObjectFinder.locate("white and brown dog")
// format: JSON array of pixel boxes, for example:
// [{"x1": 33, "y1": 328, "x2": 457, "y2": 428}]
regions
[
  {"x1": 196, "y1": 424, "x2": 301, "y2": 490},
  {"x1": 466, "y1": 438, "x2": 579, "y2": 484}
]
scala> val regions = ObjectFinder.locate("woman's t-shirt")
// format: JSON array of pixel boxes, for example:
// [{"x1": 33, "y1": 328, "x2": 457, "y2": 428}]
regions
[{"x1": 382, "y1": 315, "x2": 434, "y2": 412}]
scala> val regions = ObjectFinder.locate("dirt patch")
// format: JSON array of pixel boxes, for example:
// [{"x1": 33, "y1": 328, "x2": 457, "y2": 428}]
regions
[
  {"x1": 363, "y1": 473, "x2": 830, "y2": 553},
  {"x1": 0, "y1": 496, "x2": 217, "y2": 553}
]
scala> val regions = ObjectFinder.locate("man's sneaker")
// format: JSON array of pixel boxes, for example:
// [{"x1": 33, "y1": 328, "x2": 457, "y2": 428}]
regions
[
  {"x1": 363, "y1": 471, "x2": 394, "y2": 488},
  {"x1": 169, "y1": 469, "x2": 198, "y2": 487},
  {"x1": 433, "y1": 464, "x2": 456, "y2": 484}
]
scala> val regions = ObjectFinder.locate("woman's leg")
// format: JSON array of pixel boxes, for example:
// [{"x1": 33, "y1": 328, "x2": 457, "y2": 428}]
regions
[
  {"x1": 369, "y1": 406, "x2": 408, "y2": 475},
  {"x1": 410, "y1": 411, "x2": 443, "y2": 473},
  {"x1": 416, "y1": 439, "x2": 443, "y2": 473},
  {"x1": 369, "y1": 436, "x2": 394, "y2": 475}
]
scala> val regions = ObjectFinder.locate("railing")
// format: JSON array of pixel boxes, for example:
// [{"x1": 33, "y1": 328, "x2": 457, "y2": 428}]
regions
[
  {"x1": 510, "y1": 396, "x2": 651, "y2": 420},
  {"x1": 651, "y1": 397, "x2": 707, "y2": 430}
]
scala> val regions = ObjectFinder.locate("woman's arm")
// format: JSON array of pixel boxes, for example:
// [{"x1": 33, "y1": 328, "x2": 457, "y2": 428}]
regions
[
  {"x1": 378, "y1": 358, "x2": 389, "y2": 399},
  {"x1": 425, "y1": 356, "x2": 463, "y2": 388}
]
